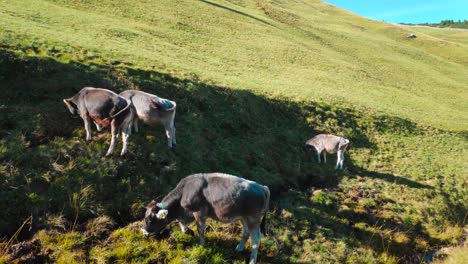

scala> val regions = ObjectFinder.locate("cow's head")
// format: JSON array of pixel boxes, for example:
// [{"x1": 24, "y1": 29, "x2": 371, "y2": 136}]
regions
[
  {"x1": 141, "y1": 200, "x2": 170, "y2": 236},
  {"x1": 303, "y1": 144, "x2": 313, "y2": 152},
  {"x1": 63, "y1": 98, "x2": 77, "y2": 115}
]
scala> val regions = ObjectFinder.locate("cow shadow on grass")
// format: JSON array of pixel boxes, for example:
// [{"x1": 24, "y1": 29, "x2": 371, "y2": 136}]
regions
[
  {"x1": 301, "y1": 151, "x2": 434, "y2": 192},
  {"x1": 350, "y1": 165, "x2": 434, "y2": 189},
  {"x1": 267, "y1": 189, "x2": 443, "y2": 263}
]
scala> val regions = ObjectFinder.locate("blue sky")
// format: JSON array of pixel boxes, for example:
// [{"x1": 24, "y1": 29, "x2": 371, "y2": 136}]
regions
[{"x1": 323, "y1": 0, "x2": 468, "y2": 23}]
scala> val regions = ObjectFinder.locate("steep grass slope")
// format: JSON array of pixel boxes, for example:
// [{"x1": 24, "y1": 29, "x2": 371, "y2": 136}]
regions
[
  {"x1": 402, "y1": 25, "x2": 468, "y2": 45},
  {"x1": 1, "y1": 0, "x2": 467, "y2": 130},
  {"x1": 0, "y1": 0, "x2": 467, "y2": 263}
]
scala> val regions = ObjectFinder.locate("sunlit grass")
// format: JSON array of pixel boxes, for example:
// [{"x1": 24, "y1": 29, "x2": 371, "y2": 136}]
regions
[
  {"x1": 0, "y1": 0, "x2": 467, "y2": 130},
  {"x1": 0, "y1": 0, "x2": 467, "y2": 263}
]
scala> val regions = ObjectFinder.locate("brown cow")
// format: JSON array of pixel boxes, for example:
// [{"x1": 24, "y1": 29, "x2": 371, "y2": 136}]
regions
[{"x1": 63, "y1": 87, "x2": 134, "y2": 156}]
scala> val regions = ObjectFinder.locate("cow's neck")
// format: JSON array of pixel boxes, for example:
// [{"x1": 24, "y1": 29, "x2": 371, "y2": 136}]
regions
[{"x1": 159, "y1": 182, "x2": 184, "y2": 209}]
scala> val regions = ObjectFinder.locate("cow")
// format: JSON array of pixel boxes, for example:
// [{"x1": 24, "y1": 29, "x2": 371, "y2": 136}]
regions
[
  {"x1": 119, "y1": 90, "x2": 176, "y2": 148},
  {"x1": 141, "y1": 173, "x2": 270, "y2": 264},
  {"x1": 63, "y1": 87, "x2": 134, "y2": 156},
  {"x1": 304, "y1": 134, "x2": 350, "y2": 169}
]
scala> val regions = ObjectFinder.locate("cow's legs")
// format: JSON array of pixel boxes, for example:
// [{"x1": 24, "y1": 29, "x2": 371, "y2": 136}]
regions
[
  {"x1": 171, "y1": 110, "x2": 176, "y2": 147},
  {"x1": 316, "y1": 150, "x2": 321, "y2": 163},
  {"x1": 120, "y1": 125, "x2": 131, "y2": 156},
  {"x1": 193, "y1": 211, "x2": 206, "y2": 245},
  {"x1": 196, "y1": 220, "x2": 206, "y2": 245},
  {"x1": 247, "y1": 223, "x2": 262, "y2": 264},
  {"x1": 163, "y1": 121, "x2": 173, "y2": 148},
  {"x1": 171, "y1": 125, "x2": 176, "y2": 147},
  {"x1": 335, "y1": 150, "x2": 342, "y2": 169},
  {"x1": 339, "y1": 151, "x2": 345, "y2": 169},
  {"x1": 84, "y1": 117, "x2": 92, "y2": 141},
  {"x1": 133, "y1": 119, "x2": 139, "y2": 133},
  {"x1": 323, "y1": 152, "x2": 327, "y2": 163},
  {"x1": 235, "y1": 219, "x2": 250, "y2": 252},
  {"x1": 106, "y1": 120, "x2": 117, "y2": 156},
  {"x1": 178, "y1": 222, "x2": 194, "y2": 236},
  {"x1": 94, "y1": 122, "x2": 102, "y2": 132}
]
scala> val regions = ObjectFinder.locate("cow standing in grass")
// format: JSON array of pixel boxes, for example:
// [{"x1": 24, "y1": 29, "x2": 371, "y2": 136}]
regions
[
  {"x1": 304, "y1": 134, "x2": 350, "y2": 169},
  {"x1": 141, "y1": 173, "x2": 270, "y2": 264},
  {"x1": 63, "y1": 87, "x2": 133, "y2": 156},
  {"x1": 120, "y1": 90, "x2": 176, "y2": 148}
]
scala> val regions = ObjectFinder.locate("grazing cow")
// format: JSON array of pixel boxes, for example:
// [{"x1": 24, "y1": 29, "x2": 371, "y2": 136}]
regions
[
  {"x1": 120, "y1": 90, "x2": 176, "y2": 148},
  {"x1": 63, "y1": 87, "x2": 134, "y2": 156},
  {"x1": 141, "y1": 173, "x2": 270, "y2": 264},
  {"x1": 304, "y1": 134, "x2": 350, "y2": 169}
]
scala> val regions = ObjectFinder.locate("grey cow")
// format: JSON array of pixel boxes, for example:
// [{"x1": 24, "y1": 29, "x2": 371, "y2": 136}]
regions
[
  {"x1": 63, "y1": 87, "x2": 134, "y2": 156},
  {"x1": 120, "y1": 90, "x2": 176, "y2": 148},
  {"x1": 304, "y1": 134, "x2": 350, "y2": 169},
  {"x1": 141, "y1": 173, "x2": 270, "y2": 264}
]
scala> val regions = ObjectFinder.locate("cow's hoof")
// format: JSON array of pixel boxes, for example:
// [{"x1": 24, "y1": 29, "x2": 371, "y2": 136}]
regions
[{"x1": 235, "y1": 244, "x2": 244, "y2": 252}]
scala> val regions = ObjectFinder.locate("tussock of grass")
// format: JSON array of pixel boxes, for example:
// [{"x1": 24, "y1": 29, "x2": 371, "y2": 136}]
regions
[{"x1": 436, "y1": 246, "x2": 468, "y2": 264}]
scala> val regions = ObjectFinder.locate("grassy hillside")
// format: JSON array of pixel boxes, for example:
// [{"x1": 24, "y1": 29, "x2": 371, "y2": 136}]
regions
[
  {"x1": 1, "y1": 0, "x2": 468, "y2": 130},
  {"x1": 402, "y1": 25, "x2": 468, "y2": 45},
  {"x1": 0, "y1": 0, "x2": 467, "y2": 263}
]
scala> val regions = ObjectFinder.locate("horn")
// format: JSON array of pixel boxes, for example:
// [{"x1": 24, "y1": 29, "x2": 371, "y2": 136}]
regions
[
  {"x1": 156, "y1": 209, "x2": 168, "y2": 219},
  {"x1": 63, "y1": 99, "x2": 72, "y2": 107},
  {"x1": 141, "y1": 228, "x2": 150, "y2": 236},
  {"x1": 63, "y1": 98, "x2": 76, "y2": 115}
]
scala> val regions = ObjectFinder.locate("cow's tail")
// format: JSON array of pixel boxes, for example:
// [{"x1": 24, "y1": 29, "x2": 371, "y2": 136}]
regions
[
  {"x1": 151, "y1": 98, "x2": 176, "y2": 112},
  {"x1": 260, "y1": 185, "x2": 270, "y2": 235},
  {"x1": 110, "y1": 99, "x2": 132, "y2": 119}
]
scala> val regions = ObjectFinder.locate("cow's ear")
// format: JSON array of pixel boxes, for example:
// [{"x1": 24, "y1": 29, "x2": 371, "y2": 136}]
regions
[{"x1": 156, "y1": 209, "x2": 168, "y2": 219}]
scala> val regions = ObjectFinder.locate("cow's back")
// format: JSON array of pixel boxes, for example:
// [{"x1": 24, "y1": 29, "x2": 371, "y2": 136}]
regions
[
  {"x1": 79, "y1": 88, "x2": 123, "y2": 119},
  {"x1": 121, "y1": 90, "x2": 161, "y2": 123},
  {"x1": 322, "y1": 134, "x2": 341, "y2": 153},
  {"x1": 200, "y1": 173, "x2": 268, "y2": 222}
]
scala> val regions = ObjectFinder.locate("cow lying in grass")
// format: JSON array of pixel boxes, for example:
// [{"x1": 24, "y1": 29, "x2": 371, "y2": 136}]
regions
[
  {"x1": 63, "y1": 87, "x2": 133, "y2": 156},
  {"x1": 120, "y1": 90, "x2": 177, "y2": 149},
  {"x1": 141, "y1": 173, "x2": 270, "y2": 264},
  {"x1": 304, "y1": 134, "x2": 350, "y2": 169}
]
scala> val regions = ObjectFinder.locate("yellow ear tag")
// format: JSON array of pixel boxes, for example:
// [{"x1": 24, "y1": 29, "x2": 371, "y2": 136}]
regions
[{"x1": 156, "y1": 209, "x2": 168, "y2": 219}]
